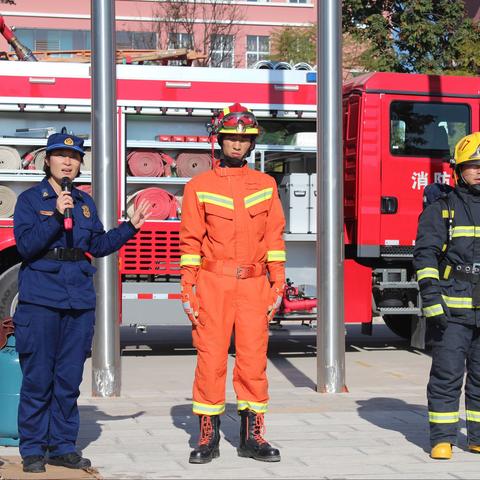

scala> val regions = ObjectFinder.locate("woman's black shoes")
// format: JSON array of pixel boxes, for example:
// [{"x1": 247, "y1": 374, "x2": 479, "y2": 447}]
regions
[
  {"x1": 22, "y1": 455, "x2": 46, "y2": 473},
  {"x1": 48, "y1": 452, "x2": 91, "y2": 469}
]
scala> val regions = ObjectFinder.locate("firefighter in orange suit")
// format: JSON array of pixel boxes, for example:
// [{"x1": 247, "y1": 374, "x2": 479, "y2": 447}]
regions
[{"x1": 180, "y1": 103, "x2": 286, "y2": 464}]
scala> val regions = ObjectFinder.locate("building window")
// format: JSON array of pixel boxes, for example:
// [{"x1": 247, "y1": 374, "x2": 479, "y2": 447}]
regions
[
  {"x1": 289, "y1": 0, "x2": 308, "y2": 3},
  {"x1": 13, "y1": 28, "x2": 157, "y2": 54},
  {"x1": 246, "y1": 35, "x2": 269, "y2": 68},
  {"x1": 14, "y1": 28, "x2": 91, "y2": 53},
  {"x1": 210, "y1": 34, "x2": 234, "y2": 68},
  {"x1": 116, "y1": 31, "x2": 157, "y2": 50},
  {"x1": 167, "y1": 32, "x2": 193, "y2": 65}
]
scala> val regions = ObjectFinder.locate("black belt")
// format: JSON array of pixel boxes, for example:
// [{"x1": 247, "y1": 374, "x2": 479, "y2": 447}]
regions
[
  {"x1": 451, "y1": 264, "x2": 480, "y2": 282},
  {"x1": 43, "y1": 248, "x2": 87, "y2": 262}
]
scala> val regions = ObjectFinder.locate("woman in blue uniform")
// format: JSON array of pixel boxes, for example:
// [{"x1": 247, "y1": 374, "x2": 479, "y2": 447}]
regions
[{"x1": 13, "y1": 133, "x2": 150, "y2": 473}]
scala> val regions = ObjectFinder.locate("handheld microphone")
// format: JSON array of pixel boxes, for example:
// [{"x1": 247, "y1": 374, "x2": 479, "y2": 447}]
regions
[{"x1": 61, "y1": 177, "x2": 73, "y2": 231}]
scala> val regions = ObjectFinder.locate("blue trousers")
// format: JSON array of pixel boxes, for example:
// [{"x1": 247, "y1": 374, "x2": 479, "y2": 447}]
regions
[
  {"x1": 427, "y1": 321, "x2": 480, "y2": 446},
  {"x1": 13, "y1": 302, "x2": 94, "y2": 457}
]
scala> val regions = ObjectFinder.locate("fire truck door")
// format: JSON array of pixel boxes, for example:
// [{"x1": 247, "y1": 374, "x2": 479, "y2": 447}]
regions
[{"x1": 380, "y1": 97, "x2": 470, "y2": 248}]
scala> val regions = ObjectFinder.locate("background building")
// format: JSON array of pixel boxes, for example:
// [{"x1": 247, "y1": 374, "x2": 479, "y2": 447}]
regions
[{"x1": 0, "y1": 0, "x2": 316, "y2": 68}]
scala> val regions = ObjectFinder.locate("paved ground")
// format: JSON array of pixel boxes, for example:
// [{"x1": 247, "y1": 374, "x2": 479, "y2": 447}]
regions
[{"x1": 1, "y1": 322, "x2": 478, "y2": 479}]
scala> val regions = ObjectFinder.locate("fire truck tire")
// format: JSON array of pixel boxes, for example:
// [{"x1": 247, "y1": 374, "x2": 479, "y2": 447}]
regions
[
  {"x1": 382, "y1": 314, "x2": 413, "y2": 340},
  {"x1": 0, "y1": 262, "x2": 20, "y2": 319}
]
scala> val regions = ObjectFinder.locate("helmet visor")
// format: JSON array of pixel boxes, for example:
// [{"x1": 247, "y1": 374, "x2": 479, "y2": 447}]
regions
[{"x1": 219, "y1": 111, "x2": 258, "y2": 133}]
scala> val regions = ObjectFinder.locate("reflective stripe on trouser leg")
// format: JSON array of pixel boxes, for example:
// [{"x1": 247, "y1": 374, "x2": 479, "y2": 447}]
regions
[
  {"x1": 191, "y1": 269, "x2": 235, "y2": 414},
  {"x1": 427, "y1": 321, "x2": 471, "y2": 446},
  {"x1": 233, "y1": 274, "x2": 271, "y2": 411},
  {"x1": 465, "y1": 325, "x2": 480, "y2": 445}
]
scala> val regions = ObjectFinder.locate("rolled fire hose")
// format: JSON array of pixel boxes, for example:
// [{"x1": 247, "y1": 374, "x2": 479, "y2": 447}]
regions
[
  {"x1": 131, "y1": 187, "x2": 178, "y2": 220},
  {"x1": 175, "y1": 152, "x2": 212, "y2": 177},
  {"x1": 0, "y1": 185, "x2": 17, "y2": 217},
  {"x1": 0, "y1": 146, "x2": 21, "y2": 170},
  {"x1": 34, "y1": 149, "x2": 46, "y2": 171},
  {"x1": 82, "y1": 150, "x2": 92, "y2": 171},
  {"x1": 128, "y1": 150, "x2": 173, "y2": 177}
]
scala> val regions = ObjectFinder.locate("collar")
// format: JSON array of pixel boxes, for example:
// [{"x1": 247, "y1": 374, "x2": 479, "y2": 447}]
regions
[
  {"x1": 213, "y1": 159, "x2": 249, "y2": 177},
  {"x1": 38, "y1": 177, "x2": 84, "y2": 201}
]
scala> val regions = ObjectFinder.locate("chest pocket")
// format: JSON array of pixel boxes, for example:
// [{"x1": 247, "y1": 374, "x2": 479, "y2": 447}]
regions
[{"x1": 204, "y1": 202, "x2": 234, "y2": 221}]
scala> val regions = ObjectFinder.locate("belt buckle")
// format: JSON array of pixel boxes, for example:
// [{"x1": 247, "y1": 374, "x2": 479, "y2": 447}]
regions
[
  {"x1": 236, "y1": 265, "x2": 254, "y2": 279},
  {"x1": 57, "y1": 248, "x2": 65, "y2": 260}
]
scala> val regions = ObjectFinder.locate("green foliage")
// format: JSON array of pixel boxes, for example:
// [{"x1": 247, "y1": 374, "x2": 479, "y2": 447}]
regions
[
  {"x1": 269, "y1": 26, "x2": 316, "y2": 65},
  {"x1": 343, "y1": 0, "x2": 480, "y2": 75}
]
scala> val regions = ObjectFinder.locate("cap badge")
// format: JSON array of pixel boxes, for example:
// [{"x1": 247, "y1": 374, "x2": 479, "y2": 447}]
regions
[
  {"x1": 64, "y1": 137, "x2": 74, "y2": 146},
  {"x1": 82, "y1": 205, "x2": 91, "y2": 218},
  {"x1": 237, "y1": 122, "x2": 245, "y2": 133}
]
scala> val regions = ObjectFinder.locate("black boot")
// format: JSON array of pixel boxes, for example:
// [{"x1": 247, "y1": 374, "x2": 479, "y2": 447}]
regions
[
  {"x1": 238, "y1": 409, "x2": 281, "y2": 462},
  {"x1": 189, "y1": 414, "x2": 221, "y2": 464},
  {"x1": 22, "y1": 455, "x2": 46, "y2": 473}
]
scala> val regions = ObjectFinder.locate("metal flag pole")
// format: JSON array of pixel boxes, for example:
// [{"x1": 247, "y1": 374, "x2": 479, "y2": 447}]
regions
[
  {"x1": 316, "y1": 0, "x2": 346, "y2": 393},
  {"x1": 91, "y1": 0, "x2": 121, "y2": 396}
]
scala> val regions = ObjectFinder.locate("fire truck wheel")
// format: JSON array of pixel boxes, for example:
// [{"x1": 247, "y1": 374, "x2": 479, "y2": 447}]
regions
[
  {"x1": 0, "y1": 262, "x2": 20, "y2": 319},
  {"x1": 382, "y1": 314, "x2": 413, "y2": 340}
]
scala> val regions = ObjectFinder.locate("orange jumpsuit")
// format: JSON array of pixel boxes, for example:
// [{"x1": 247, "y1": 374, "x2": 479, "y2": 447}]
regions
[{"x1": 180, "y1": 161, "x2": 286, "y2": 416}]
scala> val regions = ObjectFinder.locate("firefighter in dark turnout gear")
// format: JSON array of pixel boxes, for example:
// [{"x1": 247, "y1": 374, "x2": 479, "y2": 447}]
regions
[{"x1": 413, "y1": 131, "x2": 480, "y2": 460}]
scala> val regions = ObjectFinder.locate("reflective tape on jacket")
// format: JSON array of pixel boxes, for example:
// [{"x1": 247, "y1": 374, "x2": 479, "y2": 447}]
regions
[
  {"x1": 192, "y1": 401, "x2": 225, "y2": 415},
  {"x1": 180, "y1": 254, "x2": 201, "y2": 266},
  {"x1": 237, "y1": 400, "x2": 268, "y2": 413},
  {"x1": 428, "y1": 411, "x2": 459, "y2": 424},
  {"x1": 197, "y1": 191, "x2": 234, "y2": 210},
  {"x1": 441, "y1": 209, "x2": 455, "y2": 219},
  {"x1": 452, "y1": 225, "x2": 480, "y2": 238},
  {"x1": 267, "y1": 250, "x2": 286, "y2": 262},
  {"x1": 416, "y1": 267, "x2": 439, "y2": 281},
  {"x1": 423, "y1": 304, "x2": 444, "y2": 317},
  {"x1": 442, "y1": 295, "x2": 480, "y2": 309},
  {"x1": 244, "y1": 188, "x2": 273, "y2": 209},
  {"x1": 467, "y1": 410, "x2": 480, "y2": 422}
]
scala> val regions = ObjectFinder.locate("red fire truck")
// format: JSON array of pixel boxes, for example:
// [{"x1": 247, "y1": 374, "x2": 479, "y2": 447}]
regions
[{"x1": 0, "y1": 61, "x2": 475, "y2": 341}]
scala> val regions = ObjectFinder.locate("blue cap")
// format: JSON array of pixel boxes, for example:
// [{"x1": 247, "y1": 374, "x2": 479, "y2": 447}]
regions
[{"x1": 46, "y1": 133, "x2": 85, "y2": 157}]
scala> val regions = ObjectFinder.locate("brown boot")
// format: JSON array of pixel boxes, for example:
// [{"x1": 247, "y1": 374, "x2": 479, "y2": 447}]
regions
[
  {"x1": 189, "y1": 415, "x2": 221, "y2": 464},
  {"x1": 237, "y1": 409, "x2": 280, "y2": 462}
]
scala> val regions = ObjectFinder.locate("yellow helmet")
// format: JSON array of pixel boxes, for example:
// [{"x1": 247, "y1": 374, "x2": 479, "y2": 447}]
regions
[{"x1": 454, "y1": 132, "x2": 480, "y2": 168}]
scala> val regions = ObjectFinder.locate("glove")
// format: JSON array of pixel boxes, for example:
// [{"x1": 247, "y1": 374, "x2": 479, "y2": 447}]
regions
[
  {"x1": 421, "y1": 288, "x2": 449, "y2": 331},
  {"x1": 181, "y1": 284, "x2": 200, "y2": 326},
  {"x1": 267, "y1": 282, "x2": 284, "y2": 323}
]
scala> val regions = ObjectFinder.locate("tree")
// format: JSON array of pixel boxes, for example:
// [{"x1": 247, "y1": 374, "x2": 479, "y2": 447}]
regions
[
  {"x1": 150, "y1": 0, "x2": 245, "y2": 67},
  {"x1": 343, "y1": 0, "x2": 480, "y2": 75},
  {"x1": 269, "y1": 26, "x2": 316, "y2": 65}
]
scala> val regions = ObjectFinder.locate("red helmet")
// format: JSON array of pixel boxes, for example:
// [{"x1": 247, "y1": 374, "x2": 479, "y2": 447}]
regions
[{"x1": 210, "y1": 103, "x2": 259, "y2": 137}]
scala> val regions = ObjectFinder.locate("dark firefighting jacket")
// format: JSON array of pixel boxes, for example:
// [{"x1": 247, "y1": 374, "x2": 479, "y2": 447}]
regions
[{"x1": 413, "y1": 185, "x2": 480, "y2": 326}]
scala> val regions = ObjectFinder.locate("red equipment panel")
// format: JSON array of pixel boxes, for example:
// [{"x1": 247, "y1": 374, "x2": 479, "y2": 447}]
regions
[
  {"x1": 119, "y1": 222, "x2": 180, "y2": 275},
  {"x1": 344, "y1": 259, "x2": 372, "y2": 323}
]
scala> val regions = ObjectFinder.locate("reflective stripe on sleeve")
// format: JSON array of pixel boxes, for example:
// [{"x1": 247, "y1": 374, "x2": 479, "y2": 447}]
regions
[
  {"x1": 443, "y1": 265, "x2": 451, "y2": 279},
  {"x1": 180, "y1": 254, "x2": 201, "y2": 266},
  {"x1": 267, "y1": 250, "x2": 286, "y2": 262},
  {"x1": 416, "y1": 267, "x2": 439, "y2": 281},
  {"x1": 423, "y1": 304, "x2": 444, "y2": 317},
  {"x1": 428, "y1": 411, "x2": 459, "y2": 424}
]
